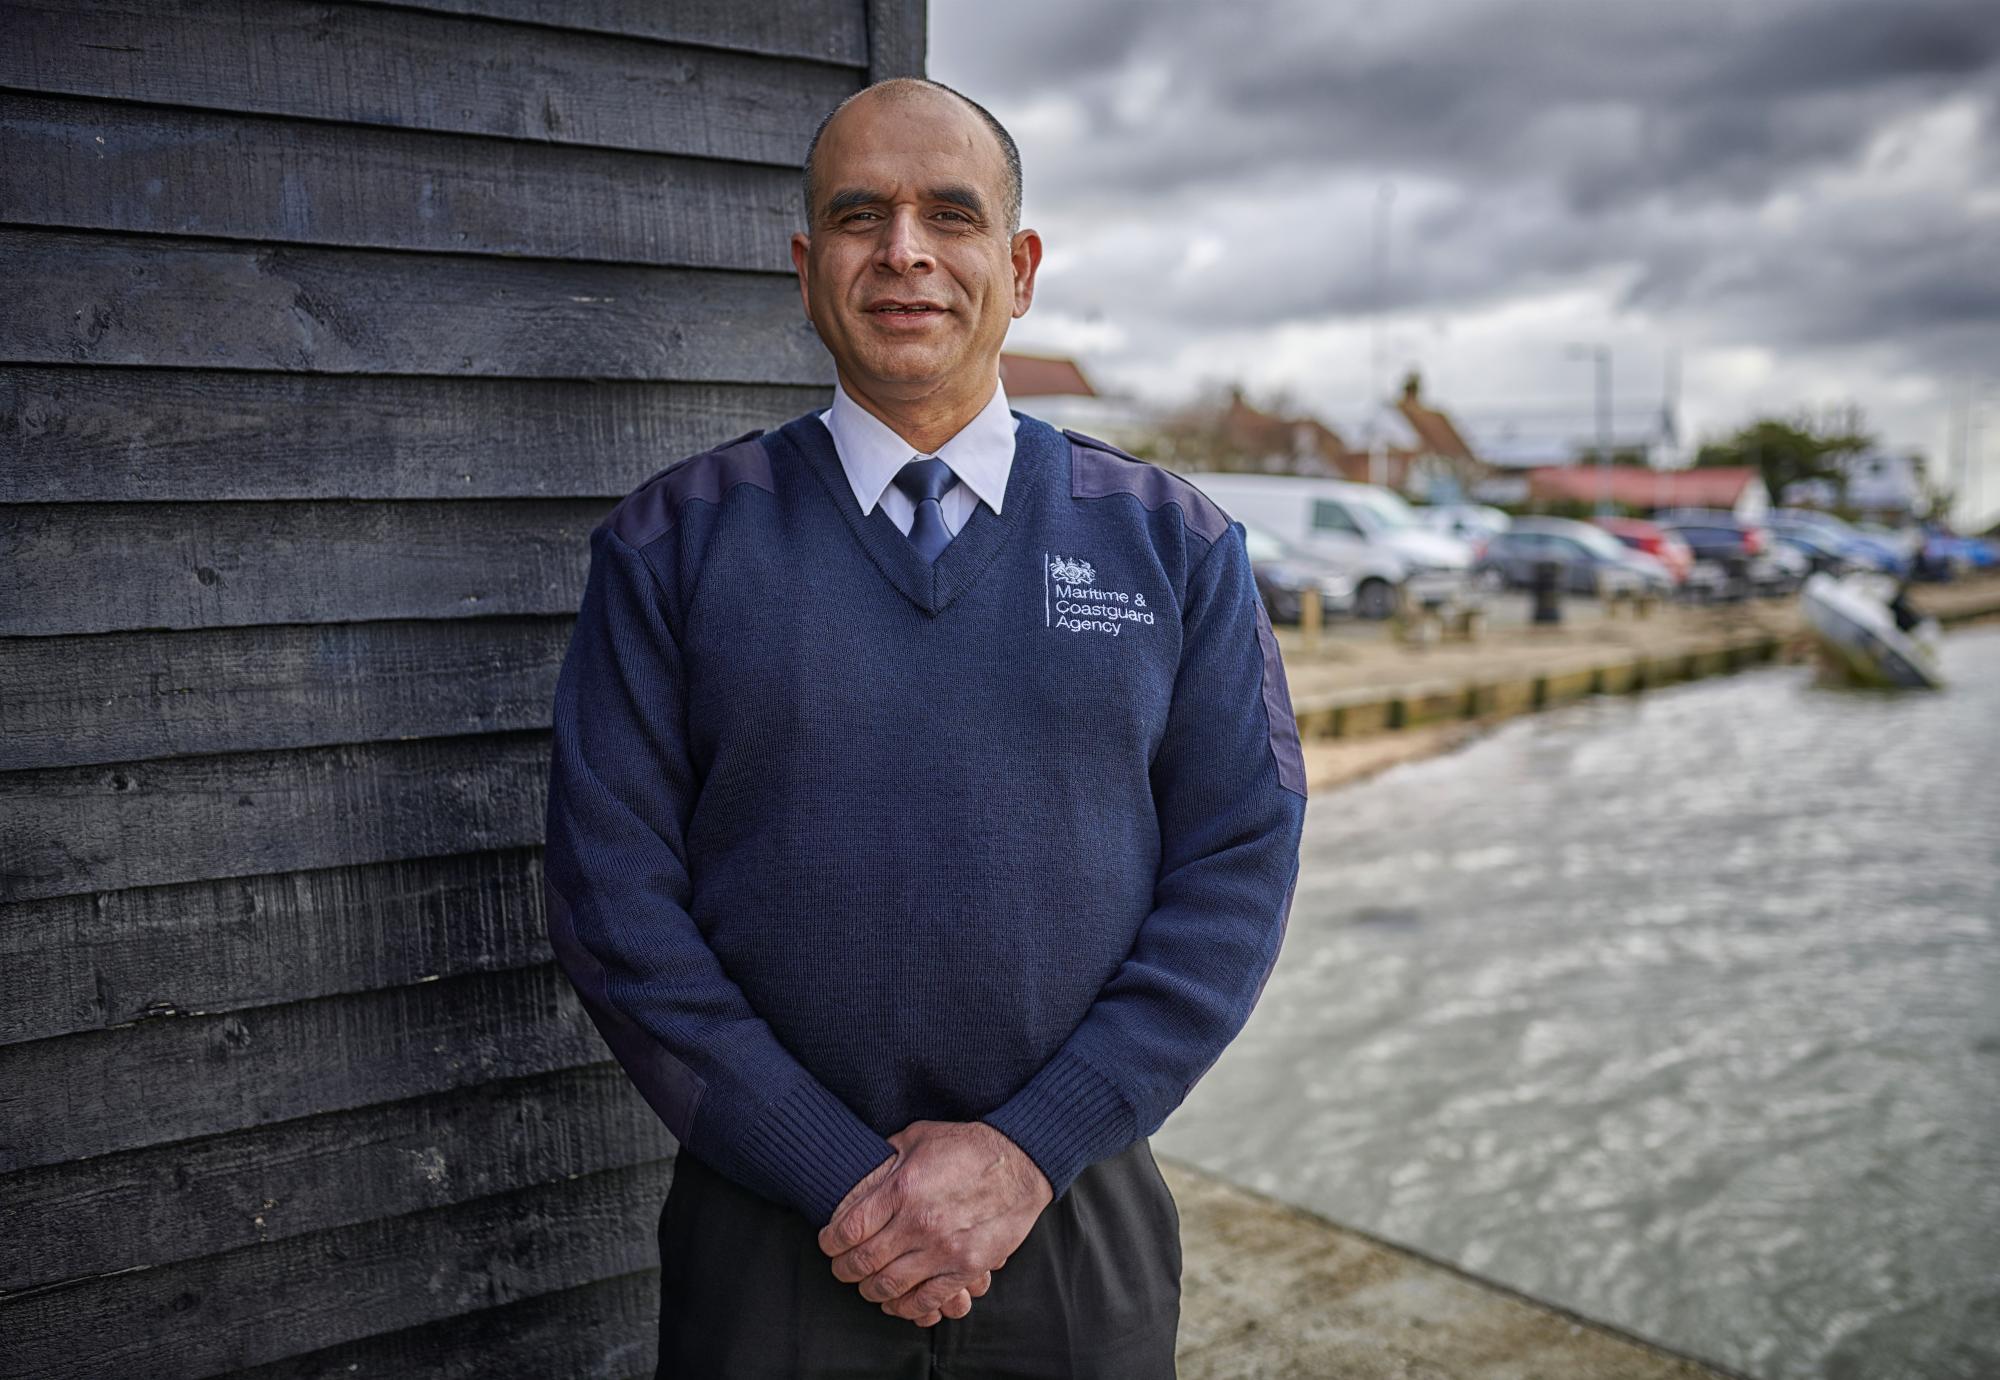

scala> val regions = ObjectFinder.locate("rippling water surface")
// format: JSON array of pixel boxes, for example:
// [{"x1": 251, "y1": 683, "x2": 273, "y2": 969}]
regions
[{"x1": 1158, "y1": 628, "x2": 2000, "y2": 1380}]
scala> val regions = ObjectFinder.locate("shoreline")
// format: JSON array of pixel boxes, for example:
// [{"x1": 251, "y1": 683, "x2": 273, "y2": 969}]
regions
[
  {"x1": 1168, "y1": 1155, "x2": 1742, "y2": 1379},
  {"x1": 1289, "y1": 573, "x2": 2000, "y2": 796}
]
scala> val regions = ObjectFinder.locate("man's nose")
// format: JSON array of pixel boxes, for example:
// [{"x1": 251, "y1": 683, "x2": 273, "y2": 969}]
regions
[{"x1": 876, "y1": 207, "x2": 934, "y2": 275}]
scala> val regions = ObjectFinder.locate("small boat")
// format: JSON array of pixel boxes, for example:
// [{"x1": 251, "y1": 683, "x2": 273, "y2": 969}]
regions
[{"x1": 1800, "y1": 571, "x2": 1945, "y2": 689}]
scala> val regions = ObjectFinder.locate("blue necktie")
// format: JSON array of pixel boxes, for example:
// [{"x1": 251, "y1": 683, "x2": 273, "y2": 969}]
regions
[{"x1": 891, "y1": 456, "x2": 960, "y2": 565}]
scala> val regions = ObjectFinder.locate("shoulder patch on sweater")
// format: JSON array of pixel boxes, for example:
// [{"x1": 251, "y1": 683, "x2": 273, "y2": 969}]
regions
[
  {"x1": 599, "y1": 429, "x2": 773, "y2": 548},
  {"x1": 1064, "y1": 428, "x2": 1230, "y2": 544}
]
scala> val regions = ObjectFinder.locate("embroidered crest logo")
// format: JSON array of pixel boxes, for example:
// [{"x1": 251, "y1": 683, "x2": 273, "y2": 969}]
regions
[{"x1": 1044, "y1": 551, "x2": 1154, "y2": 637}]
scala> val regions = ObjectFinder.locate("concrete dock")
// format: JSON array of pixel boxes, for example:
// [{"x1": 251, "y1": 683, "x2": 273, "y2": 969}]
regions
[
  {"x1": 1275, "y1": 574, "x2": 2000, "y2": 793},
  {"x1": 1166, "y1": 1157, "x2": 1738, "y2": 1379}
]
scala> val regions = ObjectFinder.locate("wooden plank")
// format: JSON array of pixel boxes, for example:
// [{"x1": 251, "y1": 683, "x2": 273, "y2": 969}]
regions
[
  {"x1": 0, "y1": 619, "x2": 569, "y2": 773},
  {"x1": 0, "y1": 733, "x2": 548, "y2": 904},
  {"x1": 0, "y1": 368, "x2": 825, "y2": 502},
  {"x1": 0, "y1": 499, "x2": 608, "y2": 636},
  {"x1": 230, "y1": 1272, "x2": 660, "y2": 1380},
  {"x1": 0, "y1": 228, "x2": 834, "y2": 384},
  {"x1": 347, "y1": 0, "x2": 868, "y2": 66},
  {"x1": 0, "y1": 1160, "x2": 669, "y2": 1380},
  {"x1": 866, "y1": 0, "x2": 928, "y2": 81},
  {"x1": 3, "y1": 1064, "x2": 673, "y2": 1292},
  {"x1": 0, "y1": 848, "x2": 551, "y2": 1044},
  {"x1": 0, "y1": 963, "x2": 603, "y2": 1171},
  {"x1": 0, "y1": 0, "x2": 859, "y2": 164},
  {"x1": 1, "y1": 91, "x2": 803, "y2": 271}
]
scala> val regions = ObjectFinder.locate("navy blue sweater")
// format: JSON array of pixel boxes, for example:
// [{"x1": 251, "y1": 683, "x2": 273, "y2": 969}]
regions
[{"x1": 542, "y1": 408, "x2": 1307, "y2": 1226}]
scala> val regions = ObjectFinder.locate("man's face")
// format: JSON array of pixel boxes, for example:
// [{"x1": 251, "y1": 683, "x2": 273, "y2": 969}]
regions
[{"x1": 791, "y1": 91, "x2": 1040, "y2": 403}]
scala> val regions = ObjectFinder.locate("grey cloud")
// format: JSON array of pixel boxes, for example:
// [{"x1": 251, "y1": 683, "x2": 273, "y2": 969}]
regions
[{"x1": 931, "y1": 0, "x2": 1999, "y2": 467}]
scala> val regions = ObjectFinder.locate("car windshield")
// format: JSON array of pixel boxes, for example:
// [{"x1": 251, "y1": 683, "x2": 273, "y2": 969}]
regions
[
  {"x1": 1569, "y1": 525, "x2": 1630, "y2": 559},
  {"x1": 1351, "y1": 491, "x2": 1418, "y2": 532}
]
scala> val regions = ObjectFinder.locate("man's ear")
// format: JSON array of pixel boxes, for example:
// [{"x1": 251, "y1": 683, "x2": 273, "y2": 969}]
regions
[
  {"x1": 1009, "y1": 228, "x2": 1043, "y2": 318},
  {"x1": 790, "y1": 232, "x2": 813, "y2": 317}
]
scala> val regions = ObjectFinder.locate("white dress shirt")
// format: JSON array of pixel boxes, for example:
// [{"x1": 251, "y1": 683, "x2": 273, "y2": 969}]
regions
[{"x1": 818, "y1": 376, "x2": 1020, "y2": 537}]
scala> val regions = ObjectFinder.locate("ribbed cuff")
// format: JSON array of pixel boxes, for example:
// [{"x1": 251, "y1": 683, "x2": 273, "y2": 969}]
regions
[
  {"x1": 980, "y1": 1048, "x2": 1138, "y2": 1203},
  {"x1": 735, "y1": 1079, "x2": 898, "y2": 1227}
]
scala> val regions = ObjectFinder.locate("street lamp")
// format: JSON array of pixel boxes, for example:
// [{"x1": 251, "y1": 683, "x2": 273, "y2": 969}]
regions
[{"x1": 1567, "y1": 343, "x2": 1613, "y2": 516}]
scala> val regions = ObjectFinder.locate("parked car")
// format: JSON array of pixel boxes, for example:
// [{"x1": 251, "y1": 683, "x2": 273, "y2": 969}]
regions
[
  {"x1": 1419, "y1": 502, "x2": 1512, "y2": 545},
  {"x1": 1770, "y1": 526, "x2": 1854, "y2": 577},
  {"x1": 1242, "y1": 520, "x2": 1357, "y2": 625},
  {"x1": 1913, "y1": 526, "x2": 1973, "y2": 581},
  {"x1": 1650, "y1": 508, "x2": 1801, "y2": 597},
  {"x1": 1768, "y1": 508, "x2": 1905, "y2": 575},
  {"x1": 1177, "y1": 472, "x2": 1477, "y2": 620},
  {"x1": 1591, "y1": 516, "x2": 1694, "y2": 585},
  {"x1": 1474, "y1": 517, "x2": 1667, "y2": 598},
  {"x1": 1855, "y1": 520, "x2": 1923, "y2": 567},
  {"x1": 1922, "y1": 522, "x2": 1998, "y2": 572}
]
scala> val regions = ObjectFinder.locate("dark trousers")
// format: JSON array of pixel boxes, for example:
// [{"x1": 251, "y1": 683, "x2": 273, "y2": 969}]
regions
[{"x1": 655, "y1": 1138, "x2": 1182, "y2": 1378}]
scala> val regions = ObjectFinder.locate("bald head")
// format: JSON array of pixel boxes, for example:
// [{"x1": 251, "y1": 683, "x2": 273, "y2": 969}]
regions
[{"x1": 801, "y1": 77, "x2": 1023, "y2": 237}]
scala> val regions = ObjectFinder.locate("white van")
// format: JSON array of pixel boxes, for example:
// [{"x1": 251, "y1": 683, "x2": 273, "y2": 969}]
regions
[{"x1": 1177, "y1": 472, "x2": 1477, "y2": 619}]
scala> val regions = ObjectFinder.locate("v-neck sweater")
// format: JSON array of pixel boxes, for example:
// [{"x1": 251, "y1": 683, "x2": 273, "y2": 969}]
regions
[{"x1": 543, "y1": 407, "x2": 1308, "y2": 1227}]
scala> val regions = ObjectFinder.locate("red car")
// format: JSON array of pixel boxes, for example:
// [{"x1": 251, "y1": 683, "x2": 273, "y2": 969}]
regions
[{"x1": 1592, "y1": 517, "x2": 1694, "y2": 586}]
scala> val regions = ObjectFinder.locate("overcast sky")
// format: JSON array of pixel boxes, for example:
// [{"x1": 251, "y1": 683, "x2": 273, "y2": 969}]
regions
[{"x1": 930, "y1": 0, "x2": 2000, "y2": 524}]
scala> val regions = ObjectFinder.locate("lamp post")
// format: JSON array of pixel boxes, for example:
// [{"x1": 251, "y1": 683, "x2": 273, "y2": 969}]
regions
[
  {"x1": 1369, "y1": 181, "x2": 1395, "y2": 489},
  {"x1": 1567, "y1": 343, "x2": 1613, "y2": 515}
]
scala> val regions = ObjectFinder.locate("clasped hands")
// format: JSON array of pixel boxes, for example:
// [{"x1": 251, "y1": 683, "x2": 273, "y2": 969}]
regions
[{"x1": 817, "y1": 1120, "x2": 1054, "y2": 1327}]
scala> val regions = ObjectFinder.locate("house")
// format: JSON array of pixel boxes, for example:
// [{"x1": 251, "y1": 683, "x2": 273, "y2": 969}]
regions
[
  {"x1": 1213, "y1": 388, "x2": 1355, "y2": 477},
  {"x1": 999, "y1": 350, "x2": 1096, "y2": 400},
  {"x1": 1526, "y1": 464, "x2": 1770, "y2": 520},
  {"x1": 1339, "y1": 372, "x2": 1498, "y2": 501},
  {"x1": 997, "y1": 350, "x2": 1177, "y2": 451}
]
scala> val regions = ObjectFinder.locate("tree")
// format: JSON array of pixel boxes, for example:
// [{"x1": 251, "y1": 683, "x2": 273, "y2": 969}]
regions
[{"x1": 1692, "y1": 407, "x2": 1875, "y2": 504}]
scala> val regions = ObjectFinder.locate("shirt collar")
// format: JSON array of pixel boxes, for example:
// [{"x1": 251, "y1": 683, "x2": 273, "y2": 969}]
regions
[{"x1": 819, "y1": 375, "x2": 1020, "y2": 518}]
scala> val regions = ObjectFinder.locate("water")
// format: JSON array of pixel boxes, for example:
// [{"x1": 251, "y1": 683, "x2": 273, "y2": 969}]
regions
[{"x1": 1158, "y1": 627, "x2": 2000, "y2": 1380}]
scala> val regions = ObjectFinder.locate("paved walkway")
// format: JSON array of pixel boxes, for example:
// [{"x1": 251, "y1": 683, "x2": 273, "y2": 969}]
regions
[{"x1": 1167, "y1": 1158, "x2": 1739, "y2": 1380}]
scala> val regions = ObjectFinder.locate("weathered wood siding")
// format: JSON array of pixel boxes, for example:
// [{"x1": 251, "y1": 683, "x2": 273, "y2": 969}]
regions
[{"x1": 0, "y1": 1, "x2": 924, "y2": 1374}]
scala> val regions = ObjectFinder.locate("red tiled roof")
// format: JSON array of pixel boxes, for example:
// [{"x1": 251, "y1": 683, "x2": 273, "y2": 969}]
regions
[
  {"x1": 999, "y1": 352, "x2": 1096, "y2": 398},
  {"x1": 1214, "y1": 392, "x2": 1353, "y2": 475},
  {"x1": 1527, "y1": 465, "x2": 1760, "y2": 509},
  {"x1": 1395, "y1": 395, "x2": 1477, "y2": 464}
]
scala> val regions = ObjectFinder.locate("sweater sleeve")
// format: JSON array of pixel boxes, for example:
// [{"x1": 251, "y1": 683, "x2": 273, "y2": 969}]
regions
[
  {"x1": 980, "y1": 521, "x2": 1308, "y2": 1200},
  {"x1": 543, "y1": 524, "x2": 897, "y2": 1226}
]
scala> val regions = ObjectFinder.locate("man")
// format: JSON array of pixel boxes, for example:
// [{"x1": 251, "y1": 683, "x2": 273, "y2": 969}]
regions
[{"x1": 542, "y1": 76, "x2": 1307, "y2": 1377}]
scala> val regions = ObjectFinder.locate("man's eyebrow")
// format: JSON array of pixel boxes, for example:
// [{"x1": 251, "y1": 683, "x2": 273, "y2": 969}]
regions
[
  {"x1": 820, "y1": 184, "x2": 989, "y2": 219},
  {"x1": 823, "y1": 187, "x2": 886, "y2": 219},
  {"x1": 926, "y1": 184, "x2": 987, "y2": 217}
]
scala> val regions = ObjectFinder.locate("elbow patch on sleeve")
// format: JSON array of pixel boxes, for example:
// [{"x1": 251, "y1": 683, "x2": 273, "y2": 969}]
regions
[
  {"x1": 544, "y1": 876, "x2": 707, "y2": 1142},
  {"x1": 1252, "y1": 595, "x2": 1308, "y2": 798}
]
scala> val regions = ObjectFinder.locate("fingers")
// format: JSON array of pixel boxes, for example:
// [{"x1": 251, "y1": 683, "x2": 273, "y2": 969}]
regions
[
  {"x1": 878, "y1": 1269, "x2": 990, "y2": 1323},
  {"x1": 890, "y1": 1285, "x2": 969, "y2": 1327},
  {"x1": 819, "y1": 1167, "x2": 900, "y2": 1260},
  {"x1": 832, "y1": 1225, "x2": 927, "y2": 1289}
]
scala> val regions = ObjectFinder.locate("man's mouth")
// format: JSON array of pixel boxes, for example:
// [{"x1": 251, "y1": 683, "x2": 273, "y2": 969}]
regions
[{"x1": 872, "y1": 303, "x2": 946, "y2": 315}]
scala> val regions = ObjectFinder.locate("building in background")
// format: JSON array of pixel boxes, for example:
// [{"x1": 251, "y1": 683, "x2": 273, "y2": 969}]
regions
[{"x1": 1526, "y1": 464, "x2": 1770, "y2": 520}]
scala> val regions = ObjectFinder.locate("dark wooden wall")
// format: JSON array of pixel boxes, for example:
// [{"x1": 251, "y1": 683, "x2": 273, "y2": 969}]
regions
[{"x1": 0, "y1": 2, "x2": 922, "y2": 1374}]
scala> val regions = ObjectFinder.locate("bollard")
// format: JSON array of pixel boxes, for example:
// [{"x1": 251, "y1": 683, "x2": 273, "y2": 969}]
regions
[
  {"x1": 1531, "y1": 559, "x2": 1564, "y2": 625},
  {"x1": 1723, "y1": 553, "x2": 1749, "y2": 600},
  {"x1": 1299, "y1": 586, "x2": 1322, "y2": 652}
]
